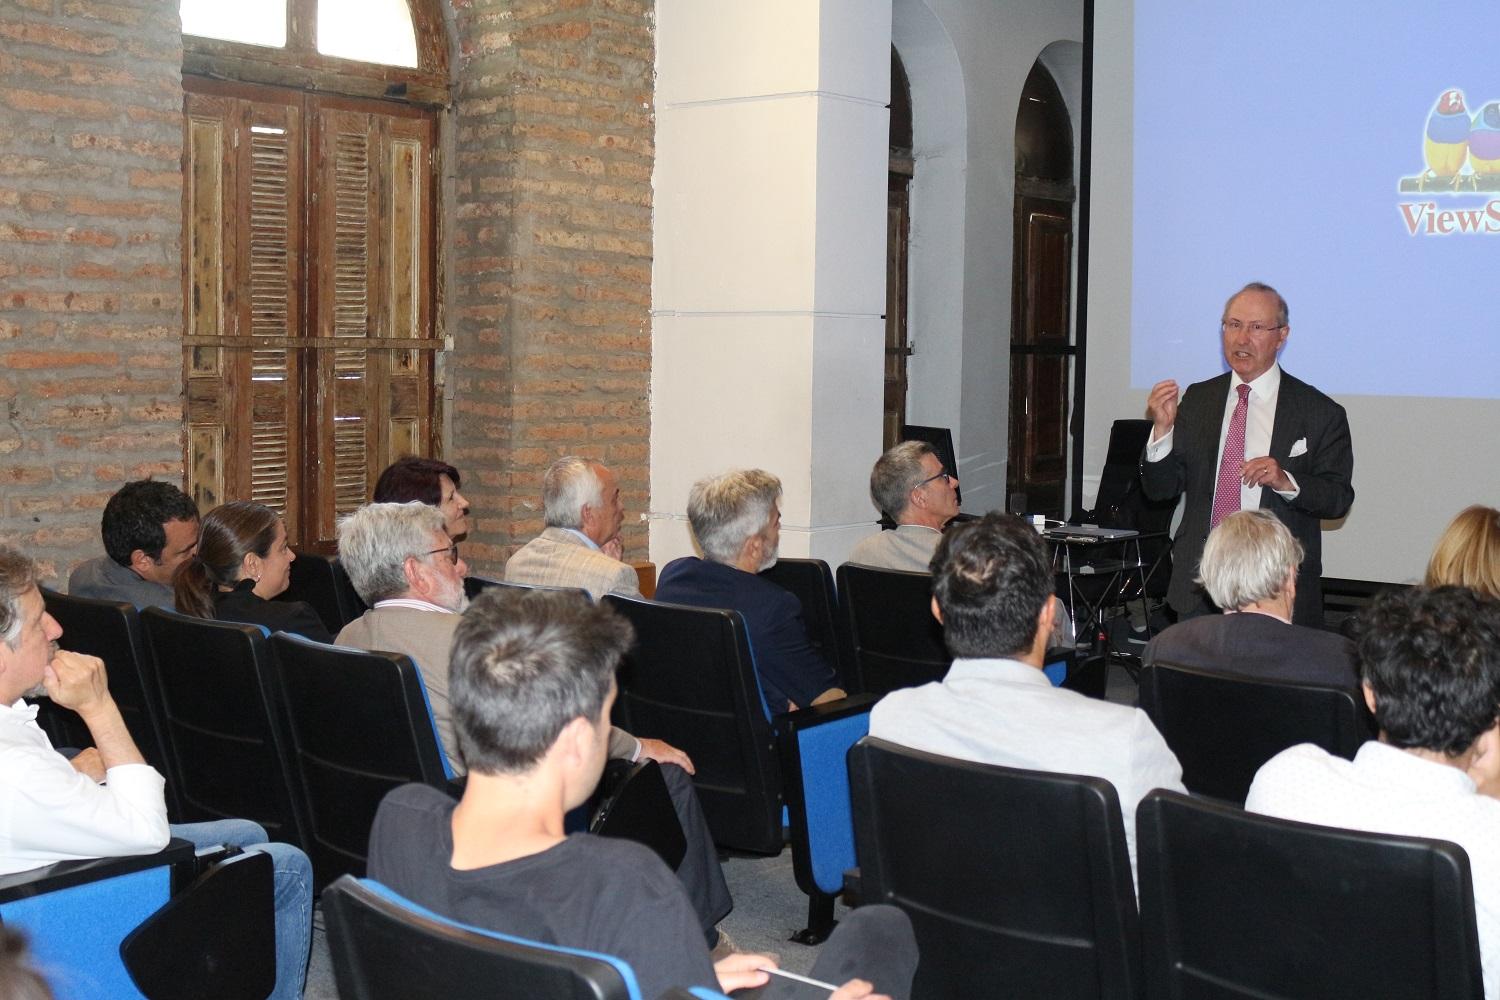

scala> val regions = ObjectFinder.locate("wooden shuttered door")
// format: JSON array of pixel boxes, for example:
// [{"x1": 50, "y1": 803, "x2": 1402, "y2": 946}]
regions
[{"x1": 183, "y1": 79, "x2": 438, "y2": 549}]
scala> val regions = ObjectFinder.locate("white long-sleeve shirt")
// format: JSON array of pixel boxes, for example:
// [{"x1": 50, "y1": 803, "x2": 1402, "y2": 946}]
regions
[{"x1": 0, "y1": 698, "x2": 169, "y2": 876}]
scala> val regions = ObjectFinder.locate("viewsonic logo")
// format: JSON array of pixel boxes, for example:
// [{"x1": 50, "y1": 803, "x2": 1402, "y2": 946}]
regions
[{"x1": 1397, "y1": 88, "x2": 1500, "y2": 236}]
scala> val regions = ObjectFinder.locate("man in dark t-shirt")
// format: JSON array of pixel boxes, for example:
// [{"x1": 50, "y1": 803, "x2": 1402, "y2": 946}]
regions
[{"x1": 367, "y1": 588, "x2": 917, "y2": 1000}]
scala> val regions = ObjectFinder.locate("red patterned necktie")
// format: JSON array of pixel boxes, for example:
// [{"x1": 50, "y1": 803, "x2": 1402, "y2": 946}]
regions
[{"x1": 1210, "y1": 383, "x2": 1252, "y2": 529}]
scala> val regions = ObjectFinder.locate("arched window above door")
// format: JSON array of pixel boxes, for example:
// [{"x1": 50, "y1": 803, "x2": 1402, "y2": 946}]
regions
[{"x1": 181, "y1": 0, "x2": 448, "y2": 106}]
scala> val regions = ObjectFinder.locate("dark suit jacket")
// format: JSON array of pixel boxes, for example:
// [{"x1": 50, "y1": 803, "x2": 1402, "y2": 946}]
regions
[
  {"x1": 214, "y1": 579, "x2": 334, "y2": 644},
  {"x1": 655, "y1": 556, "x2": 838, "y2": 715},
  {"x1": 1143, "y1": 612, "x2": 1359, "y2": 695},
  {"x1": 1140, "y1": 369, "x2": 1354, "y2": 626}
]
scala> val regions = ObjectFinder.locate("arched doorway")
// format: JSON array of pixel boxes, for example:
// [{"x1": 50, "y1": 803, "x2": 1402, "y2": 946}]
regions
[{"x1": 1007, "y1": 59, "x2": 1075, "y2": 517}]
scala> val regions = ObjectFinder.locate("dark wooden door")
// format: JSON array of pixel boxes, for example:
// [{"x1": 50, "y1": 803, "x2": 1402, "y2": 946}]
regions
[
  {"x1": 1007, "y1": 196, "x2": 1072, "y2": 517},
  {"x1": 884, "y1": 171, "x2": 912, "y2": 451}
]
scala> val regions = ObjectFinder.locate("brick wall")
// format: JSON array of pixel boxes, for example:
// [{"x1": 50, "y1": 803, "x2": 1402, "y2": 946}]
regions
[
  {"x1": 0, "y1": 0, "x2": 185, "y2": 585},
  {"x1": 0, "y1": 0, "x2": 655, "y2": 583},
  {"x1": 448, "y1": 0, "x2": 654, "y2": 575}
]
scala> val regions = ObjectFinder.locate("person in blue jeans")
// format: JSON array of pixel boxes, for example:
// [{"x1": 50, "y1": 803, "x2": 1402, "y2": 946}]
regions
[{"x1": 0, "y1": 544, "x2": 312, "y2": 999}]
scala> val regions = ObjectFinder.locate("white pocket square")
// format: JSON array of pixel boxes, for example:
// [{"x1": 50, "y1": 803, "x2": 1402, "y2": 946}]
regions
[{"x1": 1288, "y1": 438, "x2": 1308, "y2": 458}]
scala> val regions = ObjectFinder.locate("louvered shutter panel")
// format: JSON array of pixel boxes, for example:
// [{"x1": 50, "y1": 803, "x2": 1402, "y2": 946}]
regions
[
  {"x1": 306, "y1": 99, "x2": 435, "y2": 546},
  {"x1": 183, "y1": 80, "x2": 436, "y2": 548},
  {"x1": 184, "y1": 89, "x2": 304, "y2": 529}
]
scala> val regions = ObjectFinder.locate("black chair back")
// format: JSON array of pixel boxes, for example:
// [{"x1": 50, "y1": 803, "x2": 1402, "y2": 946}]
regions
[
  {"x1": 466, "y1": 576, "x2": 590, "y2": 601},
  {"x1": 277, "y1": 550, "x2": 367, "y2": 634},
  {"x1": 1138, "y1": 661, "x2": 1367, "y2": 804},
  {"x1": 322, "y1": 876, "x2": 637, "y2": 1000},
  {"x1": 602, "y1": 595, "x2": 782, "y2": 855},
  {"x1": 589, "y1": 760, "x2": 688, "y2": 871},
  {"x1": 849, "y1": 738, "x2": 1140, "y2": 1000},
  {"x1": 120, "y1": 850, "x2": 276, "y2": 1000},
  {"x1": 835, "y1": 564, "x2": 948, "y2": 695},
  {"x1": 1137, "y1": 790, "x2": 1484, "y2": 1000},
  {"x1": 141, "y1": 608, "x2": 308, "y2": 848},
  {"x1": 269, "y1": 634, "x2": 453, "y2": 889},
  {"x1": 39, "y1": 589, "x2": 177, "y2": 810},
  {"x1": 759, "y1": 557, "x2": 848, "y2": 690},
  {"x1": 901, "y1": 424, "x2": 962, "y2": 507}
]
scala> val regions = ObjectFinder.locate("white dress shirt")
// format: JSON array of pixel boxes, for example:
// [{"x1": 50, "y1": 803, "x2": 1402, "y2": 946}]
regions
[
  {"x1": 1247, "y1": 741, "x2": 1500, "y2": 999},
  {"x1": 1146, "y1": 363, "x2": 1299, "y2": 506},
  {"x1": 0, "y1": 699, "x2": 170, "y2": 876},
  {"x1": 869, "y1": 657, "x2": 1185, "y2": 876}
]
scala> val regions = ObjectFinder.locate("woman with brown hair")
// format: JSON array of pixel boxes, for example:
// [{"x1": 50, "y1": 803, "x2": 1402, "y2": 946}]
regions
[
  {"x1": 173, "y1": 500, "x2": 332, "y2": 643},
  {"x1": 1425, "y1": 505, "x2": 1500, "y2": 600},
  {"x1": 373, "y1": 456, "x2": 471, "y2": 540}
]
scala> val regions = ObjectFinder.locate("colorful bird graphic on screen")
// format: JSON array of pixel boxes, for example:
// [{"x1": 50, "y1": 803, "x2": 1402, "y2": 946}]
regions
[
  {"x1": 1468, "y1": 101, "x2": 1500, "y2": 177},
  {"x1": 1423, "y1": 89, "x2": 1470, "y2": 183}
]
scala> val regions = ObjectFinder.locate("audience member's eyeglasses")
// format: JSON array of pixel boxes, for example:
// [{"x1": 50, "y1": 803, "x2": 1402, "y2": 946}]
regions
[
  {"x1": 424, "y1": 543, "x2": 459, "y2": 565},
  {"x1": 915, "y1": 470, "x2": 953, "y2": 489},
  {"x1": 1220, "y1": 319, "x2": 1283, "y2": 335}
]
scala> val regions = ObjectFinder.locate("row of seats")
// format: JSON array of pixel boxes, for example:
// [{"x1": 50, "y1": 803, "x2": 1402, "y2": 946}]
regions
[
  {"x1": 279, "y1": 548, "x2": 966, "y2": 699},
  {"x1": 33, "y1": 588, "x2": 455, "y2": 888},
  {"x1": 317, "y1": 736, "x2": 1484, "y2": 1000},
  {"x1": 848, "y1": 737, "x2": 1484, "y2": 1000}
]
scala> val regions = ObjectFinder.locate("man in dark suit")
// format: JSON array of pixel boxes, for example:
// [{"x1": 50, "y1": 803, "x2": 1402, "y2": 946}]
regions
[
  {"x1": 1144, "y1": 510, "x2": 1358, "y2": 693},
  {"x1": 655, "y1": 469, "x2": 845, "y2": 715},
  {"x1": 1141, "y1": 282, "x2": 1354, "y2": 626}
]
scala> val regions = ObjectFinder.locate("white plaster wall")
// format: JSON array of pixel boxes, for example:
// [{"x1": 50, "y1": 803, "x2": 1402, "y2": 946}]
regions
[
  {"x1": 651, "y1": 1, "x2": 891, "y2": 568},
  {"x1": 892, "y1": 0, "x2": 967, "y2": 461},
  {"x1": 891, "y1": 0, "x2": 1084, "y2": 515}
]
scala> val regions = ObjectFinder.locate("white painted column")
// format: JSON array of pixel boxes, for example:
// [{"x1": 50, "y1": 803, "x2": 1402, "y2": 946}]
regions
[{"x1": 650, "y1": 1, "x2": 892, "y2": 565}]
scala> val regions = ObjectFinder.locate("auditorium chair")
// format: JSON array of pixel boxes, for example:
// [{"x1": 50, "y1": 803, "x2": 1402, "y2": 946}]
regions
[
  {"x1": 39, "y1": 589, "x2": 180, "y2": 816},
  {"x1": 1138, "y1": 661, "x2": 1369, "y2": 804},
  {"x1": 588, "y1": 759, "x2": 688, "y2": 871},
  {"x1": 759, "y1": 557, "x2": 850, "y2": 690},
  {"x1": 835, "y1": 564, "x2": 949, "y2": 695},
  {"x1": 322, "y1": 876, "x2": 734, "y2": 1000},
  {"x1": 848, "y1": 738, "x2": 1140, "y2": 1000},
  {"x1": 140, "y1": 608, "x2": 309, "y2": 850},
  {"x1": 1136, "y1": 790, "x2": 1484, "y2": 1000},
  {"x1": 0, "y1": 840, "x2": 274, "y2": 1000},
  {"x1": 778, "y1": 692, "x2": 879, "y2": 943},
  {"x1": 267, "y1": 634, "x2": 457, "y2": 889},
  {"x1": 276, "y1": 549, "x2": 367, "y2": 634},
  {"x1": 602, "y1": 595, "x2": 783, "y2": 855},
  {"x1": 465, "y1": 575, "x2": 591, "y2": 601}
]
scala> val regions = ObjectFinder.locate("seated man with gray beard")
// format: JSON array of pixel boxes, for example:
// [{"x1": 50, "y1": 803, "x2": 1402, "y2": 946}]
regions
[
  {"x1": 336, "y1": 501, "x2": 731, "y2": 937},
  {"x1": 656, "y1": 469, "x2": 845, "y2": 715}
]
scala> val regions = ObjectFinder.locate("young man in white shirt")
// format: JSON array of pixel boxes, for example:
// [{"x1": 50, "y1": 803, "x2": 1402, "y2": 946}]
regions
[{"x1": 1247, "y1": 585, "x2": 1500, "y2": 998}]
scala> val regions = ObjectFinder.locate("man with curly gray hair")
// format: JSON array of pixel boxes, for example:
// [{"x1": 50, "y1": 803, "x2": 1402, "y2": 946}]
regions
[
  {"x1": 655, "y1": 469, "x2": 844, "y2": 714},
  {"x1": 846, "y1": 441, "x2": 960, "y2": 572}
]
